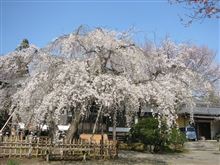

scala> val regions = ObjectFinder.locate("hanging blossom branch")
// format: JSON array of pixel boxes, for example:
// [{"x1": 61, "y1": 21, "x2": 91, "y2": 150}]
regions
[
  {"x1": 170, "y1": 0, "x2": 220, "y2": 25},
  {"x1": 3, "y1": 26, "x2": 218, "y2": 142}
]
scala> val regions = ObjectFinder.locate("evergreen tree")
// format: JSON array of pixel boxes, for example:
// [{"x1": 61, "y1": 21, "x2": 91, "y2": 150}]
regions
[{"x1": 16, "y1": 39, "x2": 30, "y2": 51}]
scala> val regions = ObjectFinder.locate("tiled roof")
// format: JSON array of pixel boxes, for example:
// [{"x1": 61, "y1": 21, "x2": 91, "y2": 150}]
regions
[
  {"x1": 141, "y1": 105, "x2": 220, "y2": 116},
  {"x1": 179, "y1": 107, "x2": 220, "y2": 116}
]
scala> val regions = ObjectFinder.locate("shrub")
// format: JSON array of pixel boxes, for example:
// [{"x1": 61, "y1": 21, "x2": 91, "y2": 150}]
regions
[
  {"x1": 129, "y1": 117, "x2": 167, "y2": 152},
  {"x1": 168, "y1": 128, "x2": 187, "y2": 150},
  {"x1": 129, "y1": 117, "x2": 186, "y2": 153}
]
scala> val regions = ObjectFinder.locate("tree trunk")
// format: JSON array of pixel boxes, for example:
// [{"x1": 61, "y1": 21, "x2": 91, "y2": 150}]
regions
[
  {"x1": 48, "y1": 110, "x2": 57, "y2": 142},
  {"x1": 66, "y1": 111, "x2": 81, "y2": 143},
  {"x1": 48, "y1": 119, "x2": 57, "y2": 142}
]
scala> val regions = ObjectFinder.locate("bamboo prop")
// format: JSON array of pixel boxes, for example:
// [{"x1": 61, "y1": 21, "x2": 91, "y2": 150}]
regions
[
  {"x1": 0, "y1": 110, "x2": 16, "y2": 133},
  {"x1": 92, "y1": 105, "x2": 103, "y2": 135}
]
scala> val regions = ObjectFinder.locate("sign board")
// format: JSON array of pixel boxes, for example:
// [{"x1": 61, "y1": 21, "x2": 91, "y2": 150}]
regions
[
  {"x1": 108, "y1": 127, "x2": 130, "y2": 133},
  {"x1": 58, "y1": 125, "x2": 70, "y2": 131}
]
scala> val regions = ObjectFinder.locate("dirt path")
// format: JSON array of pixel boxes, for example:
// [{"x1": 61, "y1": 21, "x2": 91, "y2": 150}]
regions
[{"x1": 119, "y1": 150, "x2": 220, "y2": 165}]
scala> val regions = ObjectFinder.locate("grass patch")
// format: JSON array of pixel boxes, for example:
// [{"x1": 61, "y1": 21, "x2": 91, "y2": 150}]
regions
[{"x1": 7, "y1": 159, "x2": 20, "y2": 165}]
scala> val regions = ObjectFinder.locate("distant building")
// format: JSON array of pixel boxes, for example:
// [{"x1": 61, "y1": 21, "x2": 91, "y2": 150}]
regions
[
  {"x1": 141, "y1": 102, "x2": 220, "y2": 140},
  {"x1": 178, "y1": 102, "x2": 220, "y2": 140}
]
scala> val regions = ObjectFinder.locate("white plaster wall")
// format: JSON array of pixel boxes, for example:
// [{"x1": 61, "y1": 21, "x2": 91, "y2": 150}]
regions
[{"x1": 211, "y1": 120, "x2": 220, "y2": 139}]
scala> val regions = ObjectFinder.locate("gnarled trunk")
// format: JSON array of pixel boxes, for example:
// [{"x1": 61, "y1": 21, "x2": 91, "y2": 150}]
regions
[{"x1": 65, "y1": 111, "x2": 81, "y2": 143}]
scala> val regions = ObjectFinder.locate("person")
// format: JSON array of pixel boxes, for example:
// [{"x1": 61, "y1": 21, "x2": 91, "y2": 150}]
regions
[
  {"x1": 5, "y1": 131, "x2": 9, "y2": 137},
  {"x1": 11, "y1": 126, "x2": 16, "y2": 136}
]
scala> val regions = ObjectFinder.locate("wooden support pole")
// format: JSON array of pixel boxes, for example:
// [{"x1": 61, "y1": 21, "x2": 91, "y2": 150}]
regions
[
  {"x1": 92, "y1": 105, "x2": 103, "y2": 135},
  {"x1": 100, "y1": 109, "x2": 104, "y2": 159},
  {"x1": 112, "y1": 110, "x2": 117, "y2": 141}
]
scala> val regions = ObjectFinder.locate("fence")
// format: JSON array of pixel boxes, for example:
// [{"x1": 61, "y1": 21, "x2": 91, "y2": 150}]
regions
[{"x1": 0, "y1": 135, "x2": 118, "y2": 161}]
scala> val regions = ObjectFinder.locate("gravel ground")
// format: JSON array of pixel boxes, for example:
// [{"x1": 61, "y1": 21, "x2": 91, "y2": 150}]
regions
[{"x1": 1, "y1": 150, "x2": 219, "y2": 165}]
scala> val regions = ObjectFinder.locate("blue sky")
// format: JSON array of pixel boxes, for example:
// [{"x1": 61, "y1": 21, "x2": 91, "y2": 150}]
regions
[{"x1": 0, "y1": 0, "x2": 219, "y2": 63}]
